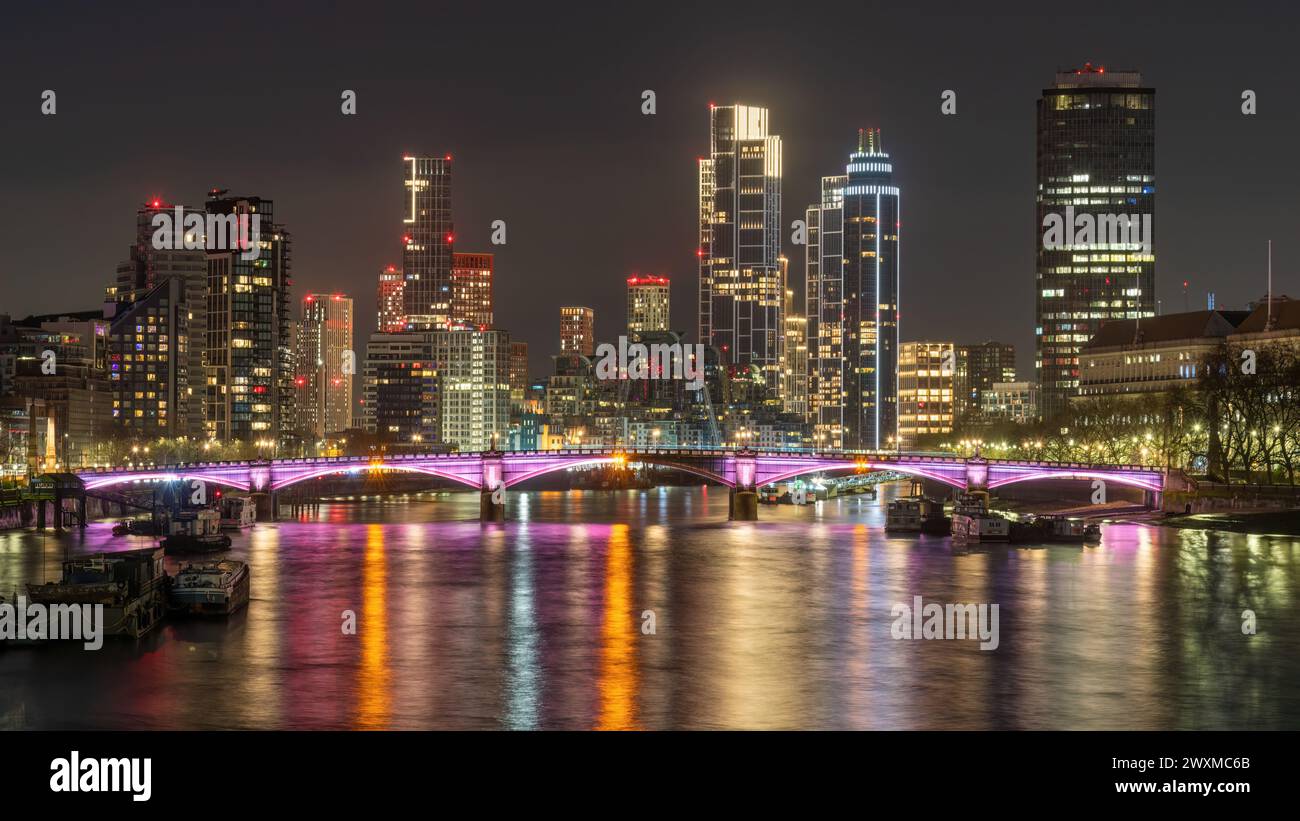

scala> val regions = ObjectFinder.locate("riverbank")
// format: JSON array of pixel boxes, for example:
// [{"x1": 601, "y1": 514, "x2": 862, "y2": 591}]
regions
[{"x1": 1155, "y1": 508, "x2": 1300, "y2": 536}]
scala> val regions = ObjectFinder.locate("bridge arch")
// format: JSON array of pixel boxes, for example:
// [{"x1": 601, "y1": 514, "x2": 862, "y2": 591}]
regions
[
  {"x1": 504, "y1": 456, "x2": 733, "y2": 489},
  {"x1": 82, "y1": 472, "x2": 252, "y2": 492},
  {"x1": 268, "y1": 463, "x2": 482, "y2": 491},
  {"x1": 759, "y1": 462, "x2": 968, "y2": 490},
  {"x1": 988, "y1": 469, "x2": 1163, "y2": 493}
]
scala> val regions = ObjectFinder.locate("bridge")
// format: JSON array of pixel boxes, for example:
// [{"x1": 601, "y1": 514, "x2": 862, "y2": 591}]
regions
[{"x1": 73, "y1": 448, "x2": 1170, "y2": 521}]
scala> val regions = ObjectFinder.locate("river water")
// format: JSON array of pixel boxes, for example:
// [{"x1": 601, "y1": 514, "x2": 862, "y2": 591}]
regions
[{"x1": 1, "y1": 485, "x2": 1298, "y2": 730}]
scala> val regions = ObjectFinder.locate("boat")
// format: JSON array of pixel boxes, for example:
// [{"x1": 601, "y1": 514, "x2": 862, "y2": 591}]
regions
[
  {"x1": 951, "y1": 494, "x2": 1010, "y2": 542},
  {"x1": 219, "y1": 495, "x2": 257, "y2": 530},
  {"x1": 162, "y1": 508, "x2": 232, "y2": 554},
  {"x1": 111, "y1": 519, "x2": 133, "y2": 536},
  {"x1": 168, "y1": 560, "x2": 250, "y2": 616},
  {"x1": 25, "y1": 547, "x2": 167, "y2": 638},
  {"x1": 1011, "y1": 514, "x2": 1088, "y2": 543},
  {"x1": 886, "y1": 497, "x2": 950, "y2": 534},
  {"x1": 1083, "y1": 523, "x2": 1102, "y2": 543}
]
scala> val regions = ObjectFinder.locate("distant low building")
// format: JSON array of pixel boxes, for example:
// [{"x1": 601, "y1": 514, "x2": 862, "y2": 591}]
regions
[{"x1": 981, "y1": 381, "x2": 1039, "y2": 423}]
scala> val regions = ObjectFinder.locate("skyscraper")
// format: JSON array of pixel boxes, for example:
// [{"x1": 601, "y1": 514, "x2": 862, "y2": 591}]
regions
[
  {"x1": 627, "y1": 275, "x2": 670, "y2": 333},
  {"x1": 1036, "y1": 64, "x2": 1155, "y2": 419},
  {"x1": 450, "y1": 252, "x2": 494, "y2": 328},
  {"x1": 377, "y1": 265, "x2": 405, "y2": 332},
  {"x1": 508, "y1": 341, "x2": 529, "y2": 415},
  {"x1": 806, "y1": 129, "x2": 900, "y2": 450},
  {"x1": 783, "y1": 284, "x2": 808, "y2": 420},
  {"x1": 402, "y1": 155, "x2": 454, "y2": 330},
  {"x1": 204, "y1": 191, "x2": 293, "y2": 444},
  {"x1": 560, "y1": 307, "x2": 595, "y2": 356},
  {"x1": 295, "y1": 293, "x2": 354, "y2": 438},
  {"x1": 698, "y1": 103, "x2": 784, "y2": 395}
]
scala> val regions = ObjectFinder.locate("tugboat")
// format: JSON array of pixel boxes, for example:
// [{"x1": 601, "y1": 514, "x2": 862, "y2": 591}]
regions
[
  {"x1": 1083, "y1": 522, "x2": 1103, "y2": 543},
  {"x1": 886, "y1": 497, "x2": 951, "y2": 534},
  {"x1": 951, "y1": 493, "x2": 1010, "y2": 542},
  {"x1": 111, "y1": 519, "x2": 133, "y2": 536},
  {"x1": 219, "y1": 495, "x2": 257, "y2": 530},
  {"x1": 162, "y1": 508, "x2": 232, "y2": 554},
  {"x1": 25, "y1": 547, "x2": 167, "y2": 638},
  {"x1": 168, "y1": 560, "x2": 250, "y2": 616}
]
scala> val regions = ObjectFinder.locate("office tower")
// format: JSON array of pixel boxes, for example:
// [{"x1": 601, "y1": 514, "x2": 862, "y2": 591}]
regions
[
  {"x1": 560, "y1": 306, "x2": 595, "y2": 356},
  {"x1": 431, "y1": 328, "x2": 511, "y2": 451},
  {"x1": 295, "y1": 294, "x2": 354, "y2": 438},
  {"x1": 627, "y1": 275, "x2": 670, "y2": 333},
  {"x1": 698, "y1": 103, "x2": 784, "y2": 395},
  {"x1": 401, "y1": 155, "x2": 454, "y2": 329},
  {"x1": 204, "y1": 191, "x2": 293, "y2": 444},
  {"x1": 108, "y1": 199, "x2": 208, "y2": 439},
  {"x1": 377, "y1": 265, "x2": 406, "y2": 332},
  {"x1": 897, "y1": 342, "x2": 955, "y2": 449},
  {"x1": 783, "y1": 285, "x2": 808, "y2": 419},
  {"x1": 1036, "y1": 64, "x2": 1155, "y2": 419},
  {"x1": 363, "y1": 332, "x2": 439, "y2": 445},
  {"x1": 806, "y1": 129, "x2": 900, "y2": 450},
  {"x1": 509, "y1": 341, "x2": 529, "y2": 415},
  {"x1": 955, "y1": 341, "x2": 1016, "y2": 419},
  {"x1": 450, "y1": 252, "x2": 494, "y2": 327}
]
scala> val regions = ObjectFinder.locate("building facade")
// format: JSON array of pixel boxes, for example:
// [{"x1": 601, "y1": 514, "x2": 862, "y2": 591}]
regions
[
  {"x1": 451, "y1": 252, "x2": 494, "y2": 328},
  {"x1": 377, "y1": 265, "x2": 405, "y2": 333},
  {"x1": 627, "y1": 275, "x2": 670, "y2": 334},
  {"x1": 1036, "y1": 64, "x2": 1156, "y2": 419},
  {"x1": 956, "y1": 341, "x2": 1016, "y2": 419},
  {"x1": 295, "y1": 294, "x2": 354, "y2": 439},
  {"x1": 560, "y1": 307, "x2": 595, "y2": 357},
  {"x1": 982, "y1": 381, "x2": 1039, "y2": 423},
  {"x1": 362, "y1": 332, "x2": 439, "y2": 445},
  {"x1": 806, "y1": 129, "x2": 900, "y2": 449},
  {"x1": 698, "y1": 103, "x2": 784, "y2": 396},
  {"x1": 897, "y1": 341, "x2": 955, "y2": 448}
]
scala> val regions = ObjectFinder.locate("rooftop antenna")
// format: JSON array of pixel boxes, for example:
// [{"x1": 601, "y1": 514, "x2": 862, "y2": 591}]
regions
[{"x1": 1266, "y1": 240, "x2": 1274, "y2": 330}]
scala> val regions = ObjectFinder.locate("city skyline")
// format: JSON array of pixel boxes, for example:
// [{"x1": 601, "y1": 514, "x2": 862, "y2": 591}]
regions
[{"x1": 5, "y1": 5, "x2": 1294, "y2": 385}]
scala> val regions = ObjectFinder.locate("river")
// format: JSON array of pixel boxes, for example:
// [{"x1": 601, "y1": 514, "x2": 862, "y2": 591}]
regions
[{"x1": 1, "y1": 484, "x2": 1297, "y2": 729}]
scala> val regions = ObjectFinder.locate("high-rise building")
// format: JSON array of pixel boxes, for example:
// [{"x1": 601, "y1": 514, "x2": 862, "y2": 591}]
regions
[
  {"x1": 508, "y1": 341, "x2": 529, "y2": 415},
  {"x1": 105, "y1": 279, "x2": 188, "y2": 439},
  {"x1": 897, "y1": 341, "x2": 955, "y2": 449},
  {"x1": 108, "y1": 199, "x2": 208, "y2": 439},
  {"x1": 432, "y1": 328, "x2": 511, "y2": 451},
  {"x1": 560, "y1": 307, "x2": 595, "y2": 356},
  {"x1": 401, "y1": 155, "x2": 454, "y2": 330},
  {"x1": 450, "y1": 252, "x2": 493, "y2": 328},
  {"x1": 955, "y1": 341, "x2": 1016, "y2": 419},
  {"x1": 362, "y1": 332, "x2": 439, "y2": 445},
  {"x1": 1036, "y1": 64, "x2": 1155, "y2": 419},
  {"x1": 204, "y1": 191, "x2": 293, "y2": 444},
  {"x1": 377, "y1": 265, "x2": 405, "y2": 332},
  {"x1": 698, "y1": 103, "x2": 784, "y2": 395},
  {"x1": 806, "y1": 129, "x2": 900, "y2": 450},
  {"x1": 782, "y1": 285, "x2": 808, "y2": 419},
  {"x1": 627, "y1": 275, "x2": 670, "y2": 333},
  {"x1": 295, "y1": 294, "x2": 354, "y2": 438}
]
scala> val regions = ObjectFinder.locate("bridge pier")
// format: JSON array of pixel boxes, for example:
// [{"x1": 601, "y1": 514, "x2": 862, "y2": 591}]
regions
[
  {"x1": 481, "y1": 453, "x2": 505, "y2": 522},
  {"x1": 252, "y1": 491, "x2": 278, "y2": 522},
  {"x1": 729, "y1": 452, "x2": 758, "y2": 521}
]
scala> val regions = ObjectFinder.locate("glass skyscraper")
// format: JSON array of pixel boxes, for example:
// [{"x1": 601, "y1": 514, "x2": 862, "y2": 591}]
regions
[
  {"x1": 806, "y1": 129, "x2": 899, "y2": 450},
  {"x1": 697, "y1": 103, "x2": 784, "y2": 396},
  {"x1": 1036, "y1": 64, "x2": 1155, "y2": 419},
  {"x1": 402, "y1": 155, "x2": 454, "y2": 330}
]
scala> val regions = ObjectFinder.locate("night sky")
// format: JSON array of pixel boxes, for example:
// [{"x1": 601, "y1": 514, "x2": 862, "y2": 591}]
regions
[{"x1": 3, "y1": 0, "x2": 1297, "y2": 380}]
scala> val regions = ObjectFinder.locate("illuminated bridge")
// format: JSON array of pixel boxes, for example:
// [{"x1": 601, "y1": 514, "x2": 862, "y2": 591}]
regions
[{"x1": 73, "y1": 448, "x2": 1171, "y2": 521}]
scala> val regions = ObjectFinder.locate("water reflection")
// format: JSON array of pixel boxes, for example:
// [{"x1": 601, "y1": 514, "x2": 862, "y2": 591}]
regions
[{"x1": 0, "y1": 485, "x2": 1298, "y2": 730}]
